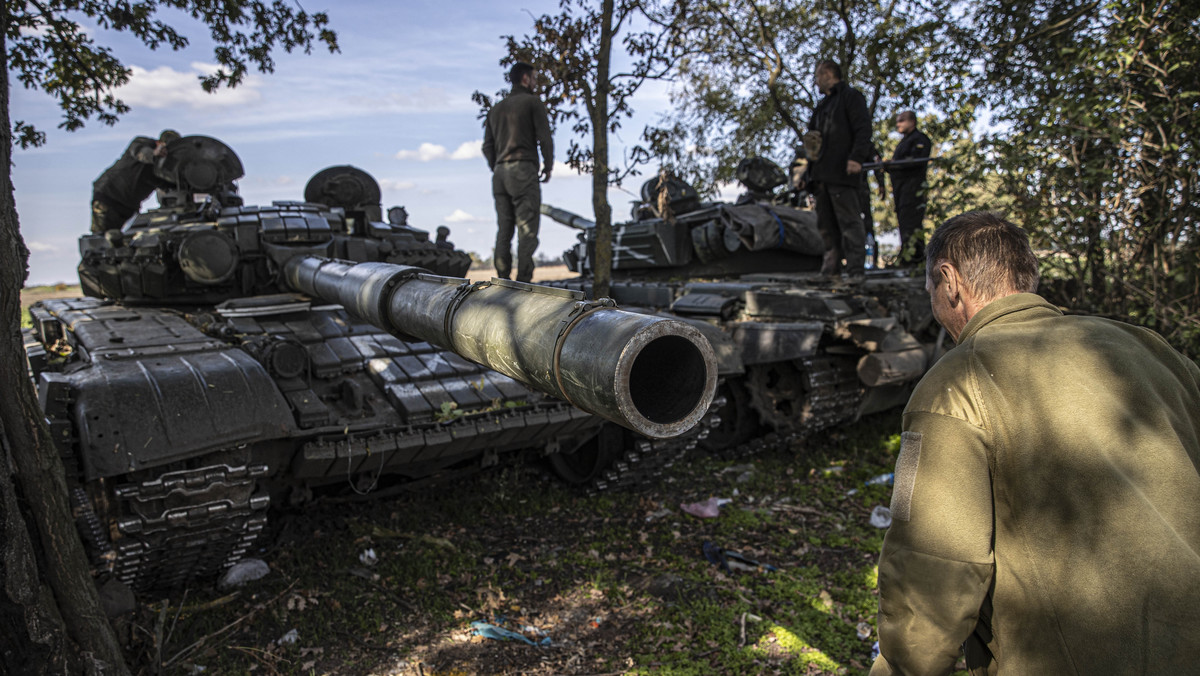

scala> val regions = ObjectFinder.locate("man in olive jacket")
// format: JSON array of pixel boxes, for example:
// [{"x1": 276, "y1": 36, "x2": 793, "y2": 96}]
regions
[
  {"x1": 872, "y1": 211, "x2": 1200, "y2": 675},
  {"x1": 800, "y1": 59, "x2": 873, "y2": 277},
  {"x1": 482, "y1": 61, "x2": 554, "y2": 283},
  {"x1": 91, "y1": 129, "x2": 179, "y2": 234}
]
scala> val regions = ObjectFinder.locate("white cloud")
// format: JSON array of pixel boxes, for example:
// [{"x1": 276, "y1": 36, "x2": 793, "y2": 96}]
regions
[
  {"x1": 116, "y1": 63, "x2": 263, "y2": 109},
  {"x1": 450, "y1": 141, "x2": 482, "y2": 160},
  {"x1": 444, "y1": 209, "x2": 479, "y2": 223},
  {"x1": 396, "y1": 142, "x2": 449, "y2": 161},
  {"x1": 26, "y1": 241, "x2": 57, "y2": 253},
  {"x1": 714, "y1": 181, "x2": 741, "y2": 201},
  {"x1": 395, "y1": 140, "x2": 483, "y2": 162}
]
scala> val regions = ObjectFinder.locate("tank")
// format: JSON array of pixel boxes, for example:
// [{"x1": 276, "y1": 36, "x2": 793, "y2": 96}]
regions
[
  {"x1": 542, "y1": 156, "x2": 943, "y2": 455},
  {"x1": 22, "y1": 135, "x2": 717, "y2": 593}
]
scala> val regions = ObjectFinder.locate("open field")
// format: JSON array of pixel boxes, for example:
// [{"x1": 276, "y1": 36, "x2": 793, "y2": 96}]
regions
[{"x1": 20, "y1": 264, "x2": 580, "y2": 327}]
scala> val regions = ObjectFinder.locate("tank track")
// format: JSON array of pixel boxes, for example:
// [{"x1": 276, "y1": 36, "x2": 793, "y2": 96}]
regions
[
  {"x1": 384, "y1": 246, "x2": 472, "y2": 278},
  {"x1": 578, "y1": 407, "x2": 718, "y2": 494},
  {"x1": 588, "y1": 434, "x2": 700, "y2": 493},
  {"x1": 103, "y1": 463, "x2": 270, "y2": 592}
]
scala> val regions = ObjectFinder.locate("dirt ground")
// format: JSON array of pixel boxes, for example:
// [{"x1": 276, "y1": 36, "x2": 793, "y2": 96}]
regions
[
  {"x1": 123, "y1": 419, "x2": 906, "y2": 676},
  {"x1": 467, "y1": 264, "x2": 579, "y2": 283},
  {"x1": 20, "y1": 282, "x2": 83, "y2": 307}
]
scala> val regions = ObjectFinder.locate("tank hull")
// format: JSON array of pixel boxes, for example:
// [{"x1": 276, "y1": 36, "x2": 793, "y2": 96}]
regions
[{"x1": 28, "y1": 295, "x2": 603, "y2": 591}]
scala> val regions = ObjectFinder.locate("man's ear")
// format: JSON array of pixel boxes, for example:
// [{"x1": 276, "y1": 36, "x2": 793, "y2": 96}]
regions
[
  {"x1": 931, "y1": 262, "x2": 950, "y2": 302},
  {"x1": 937, "y1": 262, "x2": 963, "y2": 307}
]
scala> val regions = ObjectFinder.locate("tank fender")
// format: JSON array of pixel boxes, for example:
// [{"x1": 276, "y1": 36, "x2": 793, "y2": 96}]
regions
[
  {"x1": 731, "y1": 321, "x2": 824, "y2": 366},
  {"x1": 70, "y1": 348, "x2": 296, "y2": 479}
]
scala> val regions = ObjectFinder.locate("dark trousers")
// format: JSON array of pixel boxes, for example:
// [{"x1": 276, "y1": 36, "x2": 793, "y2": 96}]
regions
[
  {"x1": 492, "y1": 161, "x2": 541, "y2": 282},
  {"x1": 892, "y1": 177, "x2": 926, "y2": 266},
  {"x1": 814, "y1": 182, "x2": 866, "y2": 274}
]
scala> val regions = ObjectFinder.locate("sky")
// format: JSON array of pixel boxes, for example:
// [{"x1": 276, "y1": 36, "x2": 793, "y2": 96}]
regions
[{"x1": 11, "y1": 1, "x2": 681, "y2": 285}]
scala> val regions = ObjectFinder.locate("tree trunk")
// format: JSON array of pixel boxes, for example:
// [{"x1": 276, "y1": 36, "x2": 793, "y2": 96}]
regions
[
  {"x1": 591, "y1": 0, "x2": 615, "y2": 300},
  {"x1": 0, "y1": 21, "x2": 130, "y2": 675}
]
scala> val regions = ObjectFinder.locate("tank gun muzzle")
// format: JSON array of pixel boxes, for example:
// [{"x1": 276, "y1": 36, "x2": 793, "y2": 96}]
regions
[{"x1": 282, "y1": 256, "x2": 717, "y2": 438}]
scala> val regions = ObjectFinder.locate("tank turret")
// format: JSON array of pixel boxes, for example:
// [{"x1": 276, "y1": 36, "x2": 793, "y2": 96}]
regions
[
  {"x1": 23, "y1": 136, "x2": 717, "y2": 593},
  {"x1": 547, "y1": 162, "x2": 827, "y2": 278},
  {"x1": 77, "y1": 137, "x2": 472, "y2": 304}
]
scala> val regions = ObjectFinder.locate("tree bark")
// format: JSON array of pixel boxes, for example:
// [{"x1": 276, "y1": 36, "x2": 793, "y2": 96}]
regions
[
  {"x1": 0, "y1": 19, "x2": 130, "y2": 675},
  {"x1": 591, "y1": 0, "x2": 615, "y2": 300}
]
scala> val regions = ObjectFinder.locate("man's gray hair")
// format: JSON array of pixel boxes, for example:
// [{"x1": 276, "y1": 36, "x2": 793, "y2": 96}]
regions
[{"x1": 926, "y1": 211, "x2": 1039, "y2": 301}]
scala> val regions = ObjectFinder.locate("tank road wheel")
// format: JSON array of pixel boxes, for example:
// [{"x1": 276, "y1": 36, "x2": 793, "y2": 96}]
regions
[
  {"x1": 745, "y1": 361, "x2": 808, "y2": 433},
  {"x1": 699, "y1": 379, "x2": 761, "y2": 453},
  {"x1": 744, "y1": 357, "x2": 864, "y2": 434},
  {"x1": 547, "y1": 424, "x2": 629, "y2": 485}
]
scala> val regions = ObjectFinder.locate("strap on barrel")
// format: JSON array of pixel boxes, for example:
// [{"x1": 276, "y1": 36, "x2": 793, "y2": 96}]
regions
[
  {"x1": 443, "y1": 280, "x2": 492, "y2": 347},
  {"x1": 552, "y1": 298, "x2": 617, "y2": 409}
]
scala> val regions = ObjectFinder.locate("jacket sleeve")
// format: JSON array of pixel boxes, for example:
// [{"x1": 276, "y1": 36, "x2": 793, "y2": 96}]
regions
[
  {"x1": 910, "y1": 132, "x2": 932, "y2": 160},
  {"x1": 873, "y1": 410, "x2": 995, "y2": 676},
  {"x1": 129, "y1": 137, "x2": 157, "y2": 165},
  {"x1": 534, "y1": 100, "x2": 553, "y2": 171},
  {"x1": 481, "y1": 113, "x2": 496, "y2": 170},
  {"x1": 845, "y1": 89, "x2": 873, "y2": 165}
]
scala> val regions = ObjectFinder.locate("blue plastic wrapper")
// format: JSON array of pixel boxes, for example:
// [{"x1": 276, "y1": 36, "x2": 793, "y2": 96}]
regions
[
  {"x1": 865, "y1": 473, "x2": 894, "y2": 486},
  {"x1": 471, "y1": 621, "x2": 551, "y2": 646},
  {"x1": 871, "y1": 640, "x2": 880, "y2": 661}
]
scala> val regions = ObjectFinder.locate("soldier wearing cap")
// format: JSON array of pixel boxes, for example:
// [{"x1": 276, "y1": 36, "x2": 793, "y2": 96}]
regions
[
  {"x1": 885, "y1": 111, "x2": 932, "y2": 265},
  {"x1": 872, "y1": 211, "x2": 1200, "y2": 675},
  {"x1": 91, "y1": 129, "x2": 180, "y2": 234}
]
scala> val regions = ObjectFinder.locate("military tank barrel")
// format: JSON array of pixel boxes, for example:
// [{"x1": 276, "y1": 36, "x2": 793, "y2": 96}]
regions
[
  {"x1": 860, "y1": 157, "x2": 941, "y2": 171},
  {"x1": 281, "y1": 255, "x2": 717, "y2": 438},
  {"x1": 541, "y1": 204, "x2": 596, "y2": 230}
]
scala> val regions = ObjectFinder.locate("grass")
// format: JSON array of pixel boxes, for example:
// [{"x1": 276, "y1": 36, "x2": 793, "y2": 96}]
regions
[
  {"x1": 134, "y1": 411, "x2": 915, "y2": 675},
  {"x1": 20, "y1": 283, "x2": 81, "y2": 328}
]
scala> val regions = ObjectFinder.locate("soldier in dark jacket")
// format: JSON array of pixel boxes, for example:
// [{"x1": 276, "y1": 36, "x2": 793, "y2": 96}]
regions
[
  {"x1": 91, "y1": 129, "x2": 179, "y2": 234},
  {"x1": 884, "y1": 111, "x2": 931, "y2": 265},
  {"x1": 872, "y1": 211, "x2": 1200, "y2": 675},
  {"x1": 799, "y1": 60, "x2": 873, "y2": 277},
  {"x1": 482, "y1": 61, "x2": 554, "y2": 283}
]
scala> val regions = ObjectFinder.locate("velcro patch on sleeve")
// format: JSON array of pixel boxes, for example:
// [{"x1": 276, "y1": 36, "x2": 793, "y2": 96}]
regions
[{"x1": 891, "y1": 431, "x2": 922, "y2": 521}]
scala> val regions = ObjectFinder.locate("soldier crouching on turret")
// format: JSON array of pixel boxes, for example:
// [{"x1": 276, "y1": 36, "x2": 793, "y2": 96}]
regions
[{"x1": 90, "y1": 129, "x2": 180, "y2": 234}]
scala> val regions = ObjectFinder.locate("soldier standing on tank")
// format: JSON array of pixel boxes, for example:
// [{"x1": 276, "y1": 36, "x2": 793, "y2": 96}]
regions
[
  {"x1": 884, "y1": 111, "x2": 932, "y2": 266},
  {"x1": 482, "y1": 62, "x2": 554, "y2": 283},
  {"x1": 798, "y1": 59, "x2": 873, "y2": 279},
  {"x1": 871, "y1": 211, "x2": 1200, "y2": 675},
  {"x1": 91, "y1": 129, "x2": 180, "y2": 234}
]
